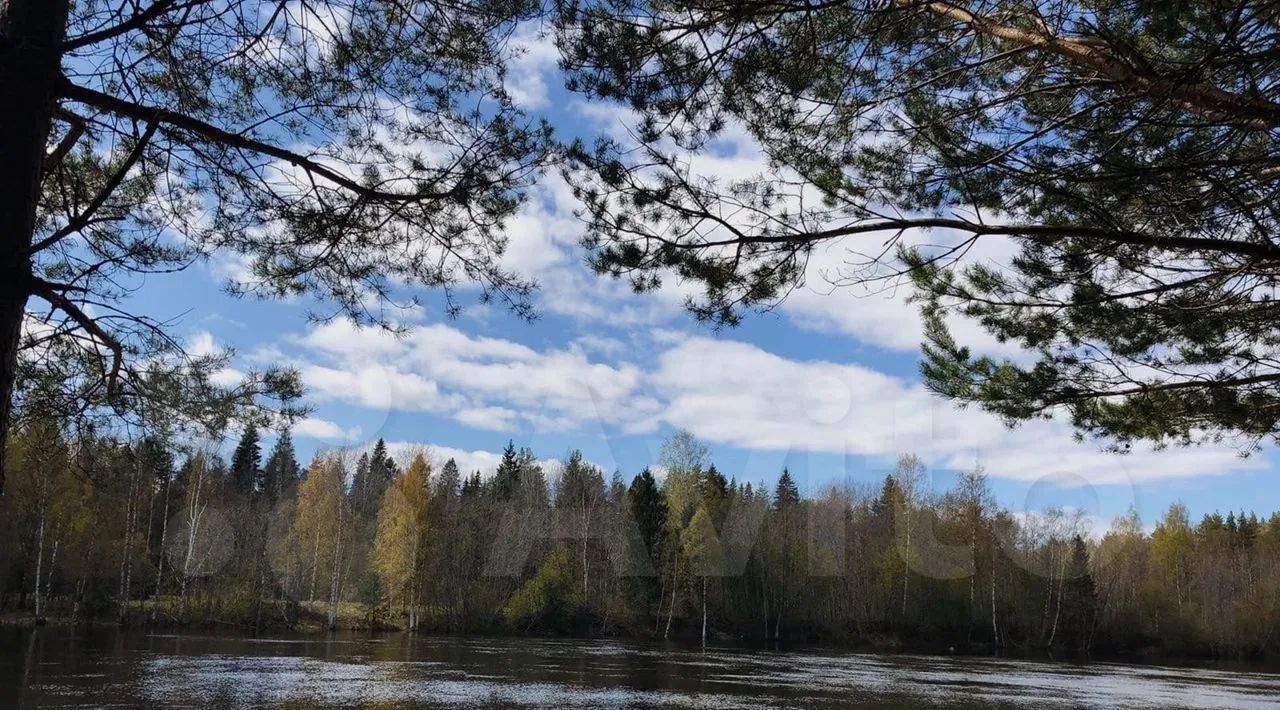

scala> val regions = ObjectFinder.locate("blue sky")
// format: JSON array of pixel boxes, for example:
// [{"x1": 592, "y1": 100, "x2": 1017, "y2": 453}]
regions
[{"x1": 129, "y1": 29, "x2": 1280, "y2": 537}]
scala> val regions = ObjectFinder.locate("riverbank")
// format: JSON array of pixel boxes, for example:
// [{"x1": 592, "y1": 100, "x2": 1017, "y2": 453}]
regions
[{"x1": 2, "y1": 600, "x2": 1272, "y2": 669}]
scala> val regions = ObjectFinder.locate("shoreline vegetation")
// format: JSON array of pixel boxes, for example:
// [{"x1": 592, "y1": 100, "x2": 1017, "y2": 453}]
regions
[
  {"x1": 0, "y1": 604, "x2": 1273, "y2": 672},
  {"x1": 4, "y1": 426, "x2": 1280, "y2": 668}
]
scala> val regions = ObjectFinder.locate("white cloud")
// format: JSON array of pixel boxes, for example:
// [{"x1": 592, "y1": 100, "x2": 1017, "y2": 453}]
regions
[
  {"x1": 377, "y1": 441, "x2": 562, "y2": 481},
  {"x1": 293, "y1": 416, "x2": 362, "y2": 442},
  {"x1": 269, "y1": 317, "x2": 1269, "y2": 486},
  {"x1": 187, "y1": 330, "x2": 219, "y2": 358},
  {"x1": 648, "y1": 335, "x2": 1267, "y2": 486},
  {"x1": 290, "y1": 319, "x2": 662, "y2": 433},
  {"x1": 506, "y1": 27, "x2": 560, "y2": 109}
]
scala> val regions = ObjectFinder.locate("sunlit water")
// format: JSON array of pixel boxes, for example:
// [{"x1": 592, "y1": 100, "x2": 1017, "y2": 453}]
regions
[{"x1": 2, "y1": 627, "x2": 1279, "y2": 708}]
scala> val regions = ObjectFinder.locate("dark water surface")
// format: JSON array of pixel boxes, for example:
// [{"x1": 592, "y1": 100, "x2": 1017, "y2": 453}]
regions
[{"x1": 2, "y1": 627, "x2": 1279, "y2": 708}]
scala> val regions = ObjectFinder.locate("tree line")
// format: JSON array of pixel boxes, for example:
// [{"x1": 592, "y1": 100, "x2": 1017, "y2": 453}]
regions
[{"x1": 4, "y1": 424, "x2": 1280, "y2": 662}]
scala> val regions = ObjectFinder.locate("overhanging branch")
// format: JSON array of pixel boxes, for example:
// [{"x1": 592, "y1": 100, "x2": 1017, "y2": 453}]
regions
[
  {"x1": 59, "y1": 81, "x2": 468, "y2": 205},
  {"x1": 32, "y1": 283, "x2": 124, "y2": 400},
  {"x1": 657, "y1": 217, "x2": 1280, "y2": 262},
  {"x1": 901, "y1": 0, "x2": 1280, "y2": 130},
  {"x1": 29, "y1": 120, "x2": 159, "y2": 256}
]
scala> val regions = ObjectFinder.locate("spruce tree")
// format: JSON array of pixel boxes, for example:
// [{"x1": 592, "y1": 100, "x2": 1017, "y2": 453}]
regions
[
  {"x1": 350, "y1": 452, "x2": 372, "y2": 514},
  {"x1": 608, "y1": 470, "x2": 627, "y2": 505},
  {"x1": 773, "y1": 468, "x2": 801, "y2": 510},
  {"x1": 363, "y1": 438, "x2": 398, "y2": 514},
  {"x1": 462, "y1": 470, "x2": 485, "y2": 498},
  {"x1": 436, "y1": 458, "x2": 462, "y2": 499},
  {"x1": 229, "y1": 424, "x2": 262, "y2": 497},
  {"x1": 262, "y1": 429, "x2": 301, "y2": 504},
  {"x1": 1061, "y1": 536, "x2": 1099, "y2": 655},
  {"x1": 699, "y1": 463, "x2": 729, "y2": 525},
  {"x1": 629, "y1": 469, "x2": 668, "y2": 562},
  {"x1": 558, "y1": 450, "x2": 604, "y2": 510},
  {"x1": 492, "y1": 440, "x2": 522, "y2": 502}
]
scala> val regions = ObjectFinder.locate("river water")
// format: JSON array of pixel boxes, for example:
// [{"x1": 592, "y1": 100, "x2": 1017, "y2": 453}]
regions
[{"x1": 2, "y1": 628, "x2": 1278, "y2": 708}]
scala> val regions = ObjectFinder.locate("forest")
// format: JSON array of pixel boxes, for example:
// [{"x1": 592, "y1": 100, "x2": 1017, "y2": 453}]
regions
[{"x1": 3, "y1": 422, "x2": 1279, "y2": 664}]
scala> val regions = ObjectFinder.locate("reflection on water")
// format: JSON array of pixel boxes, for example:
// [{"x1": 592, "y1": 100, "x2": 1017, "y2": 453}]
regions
[{"x1": 3, "y1": 627, "x2": 1279, "y2": 709}]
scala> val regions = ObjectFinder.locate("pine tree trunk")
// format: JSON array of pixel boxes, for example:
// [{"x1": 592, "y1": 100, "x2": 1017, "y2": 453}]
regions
[
  {"x1": 309, "y1": 529, "x2": 320, "y2": 603},
  {"x1": 327, "y1": 501, "x2": 345, "y2": 630},
  {"x1": 762, "y1": 586, "x2": 768, "y2": 642},
  {"x1": 901, "y1": 513, "x2": 911, "y2": 619},
  {"x1": 118, "y1": 461, "x2": 142, "y2": 626},
  {"x1": 32, "y1": 513, "x2": 45, "y2": 624},
  {"x1": 990, "y1": 538, "x2": 1000, "y2": 654},
  {"x1": 0, "y1": 0, "x2": 70, "y2": 494},
  {"x1": 968, "y1": 529, "x2": 977, "y2": 642},
  {"x1": 654, "y1": 564, "x2": 666, "y2": 635},
  {"x1": 1047, "y1": 546, "x2": 1068, "y2": 650},
  {"x1": 72, "y1": 575, "x2": 84, "y2": 622},
  {"x1": 701, "y1": 575, "x2": 707, "y2": 652},
  {"x1": 45, "y1": 534, "x2": 58, "y2": 619},
  {"x1": 664, "y1": 552, "x2": 677, "y2": 640},
  {"x1": 152, "y1": 474, "x2": 172, "y2": 621}
]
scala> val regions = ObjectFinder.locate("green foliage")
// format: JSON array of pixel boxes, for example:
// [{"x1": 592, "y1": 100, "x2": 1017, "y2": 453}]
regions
[
  {"x1": 555, "y1": 0, "x2": 1280, "y2": 450},
  {"x1": 503, "y1": 546, "x2": 578, "y2": 632},
  {"x1": 436, "y1": 458, "x2": 462, "y2": 498},
  {"x1": 261, "y1": 429, "x2": 301, "y2": 504},
  {"x1": 492, "y1": 440, "x2": 523, "y2": 502},
  {"x1": 773, "y1": 469, "x2": 800, "y2": 510},
  {"x1": 683, "y1": 507, "x2": 726, "y2": 578},
  {"x1": 629, "y1": 469, "x2": 668, "y2": 561},
  {"x1": 558, "y1": 449, "x2": 605, "y2": 510},
  {"x1": 2, "y1": 0, "x2": 558, "y2": 491},
  {"x1": 6, "y1": 426, "x2": 1280, "y2": 659},
  {"x1": 229, "y1": 424, "x2": 261, "y2": 497}
]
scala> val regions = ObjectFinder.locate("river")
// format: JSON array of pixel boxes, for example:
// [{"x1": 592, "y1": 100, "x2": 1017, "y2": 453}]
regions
[{"x1": 2, "y1": 628, "x2": 1278, "y2": 708}]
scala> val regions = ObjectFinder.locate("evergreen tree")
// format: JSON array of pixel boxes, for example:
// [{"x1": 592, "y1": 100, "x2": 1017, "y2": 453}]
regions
[
  {"x1": 352, "y1": 441, "x2": 398, "y2": 517},
  {"x1": 436, "y1": 458, "x2": 462, "y2": 499},
  {"x1": 350, "y1": 453, "x2": 371, "y2": 513},
  {"x1": 462, "y1": 470, "x2": 485, "y2": 498},
  {"x1": 229, "y1": 424, "x2": 262, "y2": 497},
  {"x1": 1240, "y1": 513, "x2": 1260, "y2": 547},
  {"x1": 558, "y1": 450, "x2": 604, "y2": 510},
  {"x1": 629, "y1": 469, "x2": 668, "y2": 562},
  {"x1": 1060, "y1": 536, "x2": 1099, "y2": 654},
  {"x1": 628, "y1": 467, "x2": 670, "y2": 623},
  {"x1": 516, "y1": 447, "x2": 549, "y2": 508},
  {"x1": 608, "y1": 470, "x2": 627, "y2": 505},
  {"x1": 261, "y1": 429, "x2": 301, "y2": 504},
  {"x1": 873, "y1": 476, "x2": 904, "y2": 524},
  {"x1": 138, "y1": 436, "x2": 174, "y2": 487},
  {"x1": 492, "y1": 441, "x2": 522, "y2": 502},
  {"x1": 773, "y1": 468, "x2": 800, "y2": 510},
  {"x1": 699, "y1": 463, "x2": 729, "y2": 525}
]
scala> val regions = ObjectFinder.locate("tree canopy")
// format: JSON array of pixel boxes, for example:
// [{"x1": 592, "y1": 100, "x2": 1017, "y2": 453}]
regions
[
  {"x1": 0, "y1": 0, "x2": 553, "y2": 489},
  {"x1": 553, "y1": 0, "x2": 1280, "y2": 451}
]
